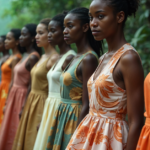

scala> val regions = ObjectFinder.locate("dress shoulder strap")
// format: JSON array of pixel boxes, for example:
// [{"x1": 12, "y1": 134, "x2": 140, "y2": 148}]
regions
[{"x1": 109, "y1": 43, "x2": 138, "y2": 69}]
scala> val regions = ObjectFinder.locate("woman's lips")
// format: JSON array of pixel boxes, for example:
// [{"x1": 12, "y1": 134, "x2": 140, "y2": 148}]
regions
[
  {"x1": 64, "y1": 36, "x2": 70, "y2": 40},
  {"x1": 92, "y1": 30, "x2": 100, "y2": 36}
]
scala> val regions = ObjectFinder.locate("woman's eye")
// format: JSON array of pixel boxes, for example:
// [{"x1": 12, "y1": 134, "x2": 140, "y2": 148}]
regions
[
  {"x1": 68, "y1": 25, "x2": 73, "y2": 28},
  {"x1": 99, "y1": 14, "x2": 104, "y2": 19},
  {"x1": 89, "y1": 16, "x2": 93, "y2": 21}
]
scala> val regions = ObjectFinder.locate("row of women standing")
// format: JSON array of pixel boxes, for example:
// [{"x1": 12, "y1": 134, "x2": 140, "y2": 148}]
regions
[{"x1": 0, "y1": 0, "x2": 149, "y2": 150}]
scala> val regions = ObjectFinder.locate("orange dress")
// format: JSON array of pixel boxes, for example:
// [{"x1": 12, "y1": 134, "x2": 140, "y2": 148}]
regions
[
  {"x1": 66, "y1": 44, "x2": 137, "y2": 150},
  {"x1": 0, "y1": 54, "x2": 22, "y2": 126},
  {"x1": 136, "y1": 73, "x2": 150, "y2": 150}
]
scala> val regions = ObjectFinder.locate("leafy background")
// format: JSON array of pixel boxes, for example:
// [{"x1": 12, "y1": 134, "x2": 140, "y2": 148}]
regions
[{"x1": 0, "y1": 0, "x2": 149, "y2": 76}]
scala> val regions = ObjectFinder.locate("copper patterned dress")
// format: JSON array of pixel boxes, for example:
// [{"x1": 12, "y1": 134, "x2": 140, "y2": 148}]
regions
[{"x1": 66, "y1": 44, "x2": 137, "y2": 150}]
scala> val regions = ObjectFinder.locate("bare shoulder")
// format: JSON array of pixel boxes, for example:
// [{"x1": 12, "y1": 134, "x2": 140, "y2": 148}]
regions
[
  {"x1": 62, "y1": 54, "x2": 75, "y2": 71},
  {"x1": 120, "y1": 50, "x2": 142, "y2": 67},
  {"x1": 82, "y1": 53, "x2": 98, "y2": 65},
  {"x1": 12, "y1": 56, "x2": 20, "y2": 63},
  {"x1": 50, "y1": 53, "x2": 59, "y2": 63},
  {"x1": 64, "y1": 54, "x2": 75, "y2": 64},
  {"x1": 28, "y1": 54, "x2": 39, "y2": 62}
]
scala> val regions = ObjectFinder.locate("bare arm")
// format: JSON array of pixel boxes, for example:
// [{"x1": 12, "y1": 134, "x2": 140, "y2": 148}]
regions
[
  {"x1": 120, "y1": 50, "x2": 144, "y2": 150},
  {"x1": 19, "y1": 55, "x2": 39, "y2": 119},
  {"x1": 77, "y1": 54, "x2": 98, "y2": 126},
  {"x1": 61, "y1": 54, "x2": 75, "y2": 71}
]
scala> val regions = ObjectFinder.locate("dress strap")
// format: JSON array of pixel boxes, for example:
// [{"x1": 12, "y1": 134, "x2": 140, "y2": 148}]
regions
[{"x1": 74, "y1": 51, "x2": 99, "y2": 83}]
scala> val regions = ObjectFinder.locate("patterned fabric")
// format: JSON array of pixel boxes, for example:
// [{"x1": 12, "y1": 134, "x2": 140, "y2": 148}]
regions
[
  {"x1": 0, "y1": 52, "x2": 39, "y2": 150},
  {"x1": 66, "y1": 44, "x2": 136, "y2": 150},
  {"x1": 33, "y1": 50, "x2": 76, "y2": 150},
  {"x1": 136, "y1": 73, "x2": 150, "y2": 150},
  {"x1": 0, "y1": 53, "x2": 22, "y2": 126},
  {"x1": 12, "y1": 51, "x2": 57, "y2": 150},
  {"x1": 46, "y1": 51, "x2": 98, "y2": 150}
]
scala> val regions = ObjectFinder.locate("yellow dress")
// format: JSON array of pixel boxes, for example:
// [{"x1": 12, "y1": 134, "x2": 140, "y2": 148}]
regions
[{"x1": 12, "y1": 52, "x2": 57, "y2": 150}]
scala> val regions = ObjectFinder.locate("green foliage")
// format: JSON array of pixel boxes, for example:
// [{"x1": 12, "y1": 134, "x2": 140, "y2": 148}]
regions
[{"x1": 1, "y1": 0, "x2": 150, "y2": 76}]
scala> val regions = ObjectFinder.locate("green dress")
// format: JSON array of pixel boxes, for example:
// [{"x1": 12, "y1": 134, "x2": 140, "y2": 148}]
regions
[{"x1": 46, "y1": 51, "x2": 98, "y2": 150}]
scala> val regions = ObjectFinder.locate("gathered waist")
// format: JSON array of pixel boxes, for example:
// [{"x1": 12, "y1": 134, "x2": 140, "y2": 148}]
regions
[
  {"x1": 89, "y1": 109, "x2": 126, "y2": 121},
  {"x1": 48, "y1": 92, "x2": 61, "y2": 99},
  {"x1": 13, "y1": 84, "x2": 28, "y2": 89},
  {"x1": 61, "y1": 98, "x2": 82, "y2": 105},
  {"x1": 31, "y1": 89, "x2": 48, "y2": 95},
  {"x1": 145, "y1": 118, "x2": 150, "y2": 126}
]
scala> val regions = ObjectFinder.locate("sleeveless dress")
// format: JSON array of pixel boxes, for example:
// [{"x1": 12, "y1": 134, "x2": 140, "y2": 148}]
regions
[
  {"x1": 0, "y1": 52, "x2": 40, "y2": 150},
  {"x1": 0, "y1": 53, "x2": 22, "y2": 126},
  {"x1": 46, "y1": 51, "x2": 98, "y2": 150},
  {"x1": 66, "y1": 44, "x2": 137, "y2": 150},
  {"x1": 136, "y1": 73, "x2": 150, "y2": 150},
  {"x1": 33, "y1": 50, "x2": 76, "y2": 150},
  {"x1": 12, "y1": 51, "x2": 57, "y2": 150}
]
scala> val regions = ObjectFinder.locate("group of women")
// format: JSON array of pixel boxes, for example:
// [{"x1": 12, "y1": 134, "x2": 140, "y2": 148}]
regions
[{"x1": 0, "y1": 0, "x2": 149, "y2": 150}]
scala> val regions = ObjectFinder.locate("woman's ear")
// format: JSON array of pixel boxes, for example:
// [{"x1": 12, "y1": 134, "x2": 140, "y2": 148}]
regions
[
  {"x1": 82, "y1": 23, "x2": 90, "y2": 32},
  {"x1": 16, "y1": 40, "x2": 19, "y2": 45},
  {"x1": 32, "y1": 37, "x2": 35, "y2": 42},
  {"x1": 117, "y1": 11, "x2": 125, "y2": 24}
]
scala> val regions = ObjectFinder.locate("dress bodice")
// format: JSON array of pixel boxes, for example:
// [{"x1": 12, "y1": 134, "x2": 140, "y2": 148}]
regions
[
  {"x1": 88, "y1": 44, "x2": 136, "y2": 120},
  {"x1": 1, "y1": 54, "x2": 22, "y2": 82},
  {"x1": 13, "y1": 52, "x2": 40, "y2": 87},
  {"x1": 30, "y1": 52, "x2": 57, "y2": 93},
  {"x1": 60, "y1": 51, "x2": 98, "y2": 102},
  {"x1": 47, "y1": 50, "x2": 76, "y2": 95}
]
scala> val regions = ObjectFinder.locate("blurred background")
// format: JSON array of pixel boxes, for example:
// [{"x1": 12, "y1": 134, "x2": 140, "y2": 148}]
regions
[{"x1": 0, "y1": 0, "x2": 150, "y2": 76}]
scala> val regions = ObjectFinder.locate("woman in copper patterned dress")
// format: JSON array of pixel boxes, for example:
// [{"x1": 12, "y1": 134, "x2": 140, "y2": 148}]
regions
[{"x1": 67, "y1": 0, "x2": 144, "y2": 150}]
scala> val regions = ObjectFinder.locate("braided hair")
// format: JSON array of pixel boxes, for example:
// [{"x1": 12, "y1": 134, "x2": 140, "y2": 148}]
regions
[
  {"x1": 24, "y1": 24, "x2": 42, "y2": 55},
  {"x1": 68, "y1": 7, "x2": 103, "y2": 57},
  {"x1": 105, "y1": 0, "x2": 139, "y2": 25},
  {"x1": 51, "y1": 11, "x2": 68, "y2": 30}
]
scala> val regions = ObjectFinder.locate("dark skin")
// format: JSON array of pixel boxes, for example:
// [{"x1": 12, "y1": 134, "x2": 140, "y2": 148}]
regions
[
  {"x1": 48, "y1": 20, "x2": 74, "y2": 70},
  {"x1": 64, "y1": 13, "x2": 99, "y2": 126},
  {"x1": 19, "y1": 23, "x2": 59, "y2": 119},
  {"x1": 36, "y1": 20, "x2": 75, "y2": 131},
  {"x1": 89, "y1": 0, "x2": 144, "y2": 150},
  {"x1": 4, "y1": 27, "x2": 40, "y2": 114},
  {"x1": 3, "y1": 32, "x2": 22, "y2": 113},
  {"x1": 0, "y1": 37, "x2": 10, "y2": 65}
]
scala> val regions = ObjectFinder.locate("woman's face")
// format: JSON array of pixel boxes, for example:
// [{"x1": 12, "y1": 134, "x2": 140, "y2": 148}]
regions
[
  {"x1": 63, "y1": 13, "x2": 85, "y2": 44},
  {"x1": 0, "y1": 38, "x2": 5, "y2": 52},
  {"x1": 35, "y1": 23, "x2": 49, "y2": 47},
  {"x1": 48, "y1": 20, "x2": 64, "y2": 46},
  {"x1": 89, "y1": 0, "x2": 118, "y2": 41},
  {"x1": 19, "y1": 27, "x2": 33, "y2": 47},
  {"x1": 5, "y1": 32, "x2": 17, "y2": 49}
]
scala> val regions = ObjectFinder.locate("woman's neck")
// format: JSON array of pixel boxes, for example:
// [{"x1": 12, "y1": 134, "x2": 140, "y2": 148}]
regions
[
  {"x1": 76, "y1": 35, "x2": 92, "y2": 54},
  {"x1": 106, "y1": 29, "x2": 127, "y2": 53},
  {"x1": 43, "y1": 44, "x2": 56, "y2": 55},
  {"x1": 26, "y1": 44, "x2": 35, "y2": 54},
  {"x1": 12, "y1": 47, "x2": 20, "y2": 55},
  {"x1": 58, "y1": 42, "x2": 71, "y2": 55}
]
